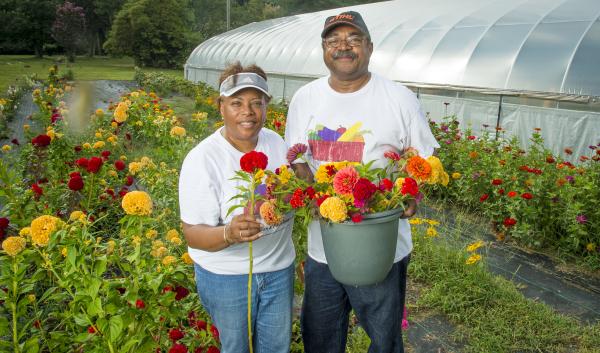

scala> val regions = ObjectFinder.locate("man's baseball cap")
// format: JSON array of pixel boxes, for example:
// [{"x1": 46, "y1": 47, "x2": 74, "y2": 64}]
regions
[
  {"x1": 321, "y1": 11, "x2": 370, "y2": 39},
  {"x1": 219, "y1": 72, "x2": 270, "y2": 98}
]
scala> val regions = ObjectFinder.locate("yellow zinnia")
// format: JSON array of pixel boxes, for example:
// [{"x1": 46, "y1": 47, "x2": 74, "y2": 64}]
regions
[
  {"x1": 182, "y1": 252, "x2": 193, "y2": 265},
  {"x1": 19, "y1": 227, "x2": 31, "y2": 237},
  {"x1": 93, "y1": 141, "x2": 105, "y2": 149},
  {"x1": 466, "y1": 254, "x2": 482, "y2": 265},
  {"x1": 113, "y1": 102, "x2": 128, "y2": 123},
  {"x1": 145, "y1": 229, "x2": 158, "y2": 239},
  {"x1": 121, "y1": 191, "x2": 153, "y2": 216},
  {"x1": 319, "y1": 197, "x2": 348, "y2": 223},
  {"x1": 452, "y1": 172, "x2": 461, "y2": 179},
  {"x1": 162, "y1": 255, "x2": 177, "y2": 266},
  {"x1": 30, "y1": 215, "x2": 63, "y2": 247},
  {"x1": 2, "y1": 144, "x2": 11, "y2": 152},
  {"x1": 170, "y1": 126, "x2": 186, "y2": 137},
  {"x1": 466, "y1": 240, "x2": 484, "y2": 252},
  {"x1": 2, "y1": 236, "x2": 27, "y2": 256},
  {"x1": 277, "y1": 165, "x2": 292, "y2": 185}
]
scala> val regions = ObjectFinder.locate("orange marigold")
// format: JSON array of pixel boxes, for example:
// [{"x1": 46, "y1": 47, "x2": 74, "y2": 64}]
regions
[
  {"x1": 259, "y1": 200, "x2": 283, "y2": 226},
  {"x1": 406, "y1": 156, "x2": 432, "y2": 182}
]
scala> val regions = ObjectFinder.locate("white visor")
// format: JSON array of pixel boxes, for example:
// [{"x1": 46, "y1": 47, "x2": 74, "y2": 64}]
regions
[{"x1": 219, "y1": 73, "x2": 270, "y2": 97}]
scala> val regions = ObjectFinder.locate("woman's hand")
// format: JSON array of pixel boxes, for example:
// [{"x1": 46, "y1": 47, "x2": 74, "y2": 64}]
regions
[
  {"x1": 227, "y1": 214, "x2": 263, "y2": 243},
  {"x1": 400, "y1": 199, "x2": 417, "y2": 219}
]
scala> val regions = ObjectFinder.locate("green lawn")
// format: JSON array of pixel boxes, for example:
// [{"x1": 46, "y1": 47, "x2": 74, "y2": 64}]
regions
[{"x1": 0, "y1": 55, "x2": 182, "y2": 92}]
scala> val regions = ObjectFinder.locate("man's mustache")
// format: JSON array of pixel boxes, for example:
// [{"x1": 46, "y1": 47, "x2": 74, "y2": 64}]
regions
[{"x1": 332, "y1": 50, "x2": 357, "y2": 59}]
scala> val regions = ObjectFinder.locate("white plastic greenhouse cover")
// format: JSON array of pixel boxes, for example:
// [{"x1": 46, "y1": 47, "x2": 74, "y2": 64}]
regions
[{"x1": 185, "y1": 0, "x2": 600, "y2": 159}]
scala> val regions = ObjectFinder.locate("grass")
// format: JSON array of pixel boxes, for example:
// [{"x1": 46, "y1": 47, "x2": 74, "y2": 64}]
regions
[
  {"x1": 0, "y1": 55, "x2": 182, "y2": 92},
  {"x1": 409, "y1": 219, "x2": 600, "y2": 352}
]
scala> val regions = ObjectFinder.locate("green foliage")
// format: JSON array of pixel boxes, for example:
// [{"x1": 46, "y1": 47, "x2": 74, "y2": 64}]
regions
[
  {"x1": 51, "y1": 1, "x2": 87, "y2": 62},
  {"x1": 0, "y1": 0, "x2": 59, "y2": 56},
  {"x1": 103, "y1": 0, "x2": 197, "y2": 68}
]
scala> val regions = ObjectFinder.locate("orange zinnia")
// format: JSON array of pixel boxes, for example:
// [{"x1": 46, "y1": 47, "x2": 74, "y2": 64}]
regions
[{"x1": 406, "y1": 156, "x2": 432, "y2": 182}]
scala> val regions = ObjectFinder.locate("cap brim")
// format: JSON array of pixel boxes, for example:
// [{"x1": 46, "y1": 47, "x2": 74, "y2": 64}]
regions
[{"x1": 221, "y1": 84, "x2": 271, "y2": 98}]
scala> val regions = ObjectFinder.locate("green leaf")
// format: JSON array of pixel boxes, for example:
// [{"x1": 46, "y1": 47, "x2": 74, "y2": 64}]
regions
[
  {"x1": 73, "y1": 332, "x2": 90, "y2": 343},
  {"x1": 73, "y1": 313, "x2": 89, "y2": 327},
  {"x1": 108, "y1": 315, "x2": 123, "y2": 342},
  {"x1": 67, "y1": 245, "x2": 77, "y2": 269},
  {"x1": 23, "y1": 337, "x2": 39, "y2": 353},
  {"x1": 87, "y1": 278, "x2": 102, "y2": 299},
  {"x1": 94, "y1": 256, "x2": 108, "y2": 277},
  {"x1": 126, "y1": 246, "x2": 141, "y2": 263},
  {"x1": 226, "y1": 204, "x2": 244, "y2": 217},
  {"x1": 119, "y1": 338, "x2": 140, "y2": 353},
  {"x1": 0, "y1": 315, "x2": 8, "y2": 333},
  {"x1": 86, "y1": 297, "x2": 103, "y2": 317}
]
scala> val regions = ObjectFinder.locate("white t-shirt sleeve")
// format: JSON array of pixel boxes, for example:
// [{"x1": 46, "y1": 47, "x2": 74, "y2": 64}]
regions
[
  {"x1": 179, "y1": 148, "x2": 221, "y2": 226},
  {"x1": 285, "y1": 91, "x2": 310, "y2": 147}
]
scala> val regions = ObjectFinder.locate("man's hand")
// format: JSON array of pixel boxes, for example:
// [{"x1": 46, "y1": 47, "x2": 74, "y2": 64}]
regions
[
  {"x1": 291, "y1": 163, "x2": 314, "y2": 183},
  {"x1": 400, "y1": 198, "x2": 417, "y2": 218}
]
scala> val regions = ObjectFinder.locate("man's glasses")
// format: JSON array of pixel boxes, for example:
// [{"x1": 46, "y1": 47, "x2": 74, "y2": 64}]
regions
[{"x1": 323, "y1": 35, "x2": 365, "y2": 49}]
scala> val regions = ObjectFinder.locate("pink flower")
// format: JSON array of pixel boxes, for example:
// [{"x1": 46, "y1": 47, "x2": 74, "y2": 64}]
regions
[
  {"x1": 286, "y1": 143, "x2": 307, "y2": 164},
  {"x1": 351, "y1": 213, "x2": 363, "y2": 223},
  {"x1": 352, "y1": 178, "x2": 377, "y2": 208},
  {"x1": 333, "y1": 166, "x2": 359, "y2": 195},
  {"x1": 576, "y1": 214, "x2": 587, "y2": 224},
  {"x1": 384, "y1": 150, "x2": 401, "y2": 161}
]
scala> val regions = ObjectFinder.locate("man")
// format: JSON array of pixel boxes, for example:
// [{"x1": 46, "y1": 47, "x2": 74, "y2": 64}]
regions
[{"x1": 285, "y1": 10, "x2": 439, "y2": 353}]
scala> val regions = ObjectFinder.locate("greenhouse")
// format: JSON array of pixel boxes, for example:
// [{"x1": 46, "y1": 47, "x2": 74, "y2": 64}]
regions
[{"x1": 185, "y1": 0, "x2": 600, "y2": 159}]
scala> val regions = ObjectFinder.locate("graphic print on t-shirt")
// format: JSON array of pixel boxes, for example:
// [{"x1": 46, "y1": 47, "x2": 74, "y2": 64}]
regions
[{"x1": 307, "y1": 122, "x2": 369, "y2": 162}]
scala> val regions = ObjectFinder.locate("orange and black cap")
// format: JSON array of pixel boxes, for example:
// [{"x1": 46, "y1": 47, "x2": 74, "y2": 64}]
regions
[{"x1": 321, "y1": 11, "x2": 370, "y2": 39}]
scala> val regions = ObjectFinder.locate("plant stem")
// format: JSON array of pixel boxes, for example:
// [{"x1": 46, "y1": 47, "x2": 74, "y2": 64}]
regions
[
  {"x1": 86, "y1": 173, "x2": 95, "y2": 211},
  {"x1": 248, "y1": 176, "x2": 256, "y2": 353},
  {"x1": 11, "y1": 258, "x2": 20, "y2": 353}
]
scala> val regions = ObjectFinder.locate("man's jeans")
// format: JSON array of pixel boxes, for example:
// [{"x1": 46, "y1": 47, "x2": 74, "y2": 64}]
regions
[
  {"x1": 194, "y1": 263, "x2": 294, "y2": 353},
  {"x1": 301, "y1": 255, "x2": 410, "y2": 353}
]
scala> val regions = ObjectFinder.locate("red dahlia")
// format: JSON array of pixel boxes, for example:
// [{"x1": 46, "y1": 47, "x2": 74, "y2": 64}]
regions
[{"x1": 240, "y1": 151, "x2": 268, "y2": 173}]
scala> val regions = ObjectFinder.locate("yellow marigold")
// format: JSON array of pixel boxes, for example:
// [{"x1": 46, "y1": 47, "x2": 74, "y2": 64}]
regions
[
  {"x1": 135, "y1": 121, "x2": 143, "y2": 126},
  {"x1": 440, "y1": 172, "x2": 449, "y2": 186},
  {"x1": 426, "y1": 227, "x2": 438, "y2": 237},
  {"x1": 277, "y1": 165, "x2": 292, "y2": 184},
  {"x1": 121, "y1": 191, "x2": 153, "y2": 216},
  {"x1": 114, "y1": 102, "x2": 128, "y2": 123},
  {"x1": 426, "y1": 219, "x2": 440, "y2": 226},
  {"x1": 95, "y1": 132, "x2": 102, "y2": 138},
  {"x1": 108, "y1": 170, "x2": 117, "y2": 178},
  {"x1": 451, "y1": 172, "x2": 461, "y2": 179},
  {"x1": 408, "y1": 218, "x2": 423, "y2": 225},
  {"x1": 182, "y1": 252, "x2": 193, "y2": 265},
  {"x1": 23, "y1": 124, "x2": 30, "y2": 131},
  {"x1": 132, "y1": 236, "x2": 141, "y2": 246},
  {"x1": 466, "y1": 254, "x2": 482, "y2": 265},
  {"x1": 169, "y1": 237, "x2": 182, "y2": 245},
  {"x1": 47, "y1": 130, "x2": 56, "y2": 140},
  {"x1": 319, "y1": 197, "x2": 348, "y2": 223},
  {"x1": 466, "y1": 240, "x2": 484, "y2": 252},
  {"x1": 27, "y1": 294, "x2": 36, "y2": 303},
  {"x1": 315, "y1": 163, "x2": 337, "y2": 183},
  {"x1": 128, "y1": 161, "x2": 142, "y2": 175},
  {"x1": 61, "y1": 247, "x2": 68, "y2": 257},
  {"x1": 19, "y1": 227, "x2": 31, "y2": 237},
  {"x1": 254, "y1": 169, "x2": 265, "y2": 181},
  {"x1": 468, "y1": 151, "x2": 479, "y2": 159},
  {"x1": 586, "y1": 243, "x2": 596, "y2": 252},
  {"x1": 260, "y1": 200, "x2": 283, "y2": 226},
  {"x1": 120, "y1": 155, "x2": 127, "y2": 161},
  {"x1": 152, "y1": 240, "x2": 165, "y2": 249},
  {"x1": 140, "y1": 156, "x2": 152, "y2": 166},
  {"x1": 69, "y1": 210, "x2": 85, "y2": 222},
  {"x1": 30, "y1": 215, "x2": 63, "y2": 247},
  {"x1": 145, "y1": 229, "x2": 158, "y2": 239},
  {"x1": 83, "y1": 142, "x2": 92, "y2": 149},
  {"x1": 106, "y1": 240, "x2": 116, "y2": 255},
  {"x1": 95, "y1": 108, "x2": 104, "y2": 117},
  {"x1": 151, "y1": 246, "x2": 168, "y2": 258},
  {"x1": 2, "y1": 144, "x2": 11, "y2": 152},
  {"x1": 162, "y1": 255, "x2": 177, "y2": 266},
  {"x1": 93, "y1": 141, "x2": 105, "y2": 149},
  {"x1": 2, "y1": 236, "x2": 27, "y2": 256},
  {"x1": 192, "y1": 112, "x2": 208, "y2": 121},
  {"x1": 425, "y1": 156, "x2": 446, "y2": 185},
  {"x1": 107, "y1": 135, "x2": 117, "y2": 144},
  {"x1": 130, "y1": 91, "x2": 140, "y2": 98},
  {"x1": 111, "y1": 122, "x2": 118, "y2": 128},
  {"x1": 166, "y1": 229, "x2": 179, "y2": 241},
  {"x1": 170, "y1": 126, "x2": 186, "y2": 137}
]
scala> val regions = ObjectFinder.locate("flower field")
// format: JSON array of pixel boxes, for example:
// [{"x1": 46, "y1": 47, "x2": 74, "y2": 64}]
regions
[{"x1": 1, "y1": 68, "x2": 599, "y2": 352}]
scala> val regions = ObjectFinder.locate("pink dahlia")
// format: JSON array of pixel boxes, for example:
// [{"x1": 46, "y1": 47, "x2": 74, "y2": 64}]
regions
[
  {"x1": 286, "y1": 143, "x2": 308, "y2": 164},
  {"x1": 333, "y1": 166, "x2": 359, "y2": 195}
]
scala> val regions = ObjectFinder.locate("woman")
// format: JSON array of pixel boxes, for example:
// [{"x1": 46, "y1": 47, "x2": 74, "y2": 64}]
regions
[{"x1": 179, "y1": 62, "x2": 295, "y2": 353}]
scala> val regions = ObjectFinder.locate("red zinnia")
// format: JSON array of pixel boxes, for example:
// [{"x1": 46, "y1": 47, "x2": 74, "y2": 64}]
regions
[
  {"x1": 31, "y1": 134, "x2": 51, "y2": 147},
  {"x1": 114, "y1": 160, "x2": 126, "y2": 171},
  {"x1": 498, "y1": 188, "x2": 505, "y2": 195},
  {"x1": 240, "y1": 151, "x2": 268, "y2": 173},
  {"x1": 31, "y1": 183, "x2": 43, "y2": 197},
  {"x1": 316, "y1": 194, "x2": 330, "y2": 207},
  {"x1": 351, "y1": 214, "x2": 363, "y2": 223},
  {"x1": 76, "y1": 158, "x2": 89, "y2": 168},
  {"x1": 87, "y1": 157, "x2": 103, "y2": 173},
  {"x1": 479, "y1": 194, "x2": 489, "y2": 202},
  {"x1": 210, "y1": 325, "x2": 220, "y2": 341},
  {"x1": 168, "y1": 328, "x2": 184, "y2": 341},
  {"x1": 101, "y1": 150, "x2": 111, "y2": 158},
  {"x1": 175, "y1": 286, "x2": 190, "y2": 301},
  {"x1": 168, "y1": 343, "x2": 188, "y2": 353},
  {"x1": 0, "y1": 217, "x2": 9, "y2": 229},
  {"x1": 290, "y1": 188, "x2": 305, "y2": 209},
  {"x1": 88, "y1": 326, "x2": 96, "y2": 334},
  {"x1": 207, "y1": 347, "x2": 220, "y2": 353},
  {"x1": 507, "y1": 191, "x2": 517, "y2": 198},
  {"x1": 135, "y1": 299, "x2": 145, "y2": 309},
  {"x1": 491, "y1": 179, "x2": 503, "y2": 185},
  {"x1": 379, "y1": 178, "x2": 393, "y2": 192},
  {"x1": 503, "y1": 217, "x2": 517, "y2": 227},
  {"x1": 125, "y1": 175, "x2": 134, "y2": 186},
  {"x1": 194, "y1": 320, "x2": 207, "y2": 331},
  {"x1": 304, "y1": 186, "x2": 316, "y2": 199},
  {"x1": 352, "y1": 178, "x2": 377, "y2": 208},
  {"x1": 400, "y1": 177, "x2": 419, "y2": 197},
  {"x1": 521, "y1": 193, "x2": 533, "y2": 200},
  {"x1": 68, "y1": 176, "x2": 84, "y2": 191}
]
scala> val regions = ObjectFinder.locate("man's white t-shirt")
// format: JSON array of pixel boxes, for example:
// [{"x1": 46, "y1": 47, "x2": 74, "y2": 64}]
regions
[
  {"x1": 285, "y1": 73, "x2": 440, "y2": 264},
  {"x1": 179, "y1": 127, "x2": 295, "y2": 274}
]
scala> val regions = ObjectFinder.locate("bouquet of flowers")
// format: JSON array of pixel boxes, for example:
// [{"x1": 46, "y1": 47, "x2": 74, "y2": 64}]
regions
[{"x1": 310, "y1": 148, "x2": 449, "y2": 223}]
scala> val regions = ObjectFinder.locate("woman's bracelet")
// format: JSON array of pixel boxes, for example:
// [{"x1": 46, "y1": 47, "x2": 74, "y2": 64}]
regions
[{"x1": 223, "y1": 224, "x2": 233, "y2": 245}]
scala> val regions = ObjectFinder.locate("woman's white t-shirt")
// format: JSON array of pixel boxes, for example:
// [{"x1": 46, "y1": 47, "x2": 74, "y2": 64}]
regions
[
  {"x1": 179, "y1": 128, "x2": 295, "y2": 274},
  {"x1": 285, "y1": 73, "x2": 440, "y2": 264}
]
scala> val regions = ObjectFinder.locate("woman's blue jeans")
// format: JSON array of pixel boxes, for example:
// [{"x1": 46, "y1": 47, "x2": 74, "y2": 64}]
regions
[
  {"x1": 194, "y1": 263, "x2": 294, "y2": 353},
  {"x1": 301, "y1": 255, "x2": 410, "y2": 353}
]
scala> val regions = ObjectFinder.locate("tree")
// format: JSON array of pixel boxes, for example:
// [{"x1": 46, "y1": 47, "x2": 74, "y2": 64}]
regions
[
  {"x1": 0, "y1": 0, "x2": 59, "y2": 56},
  {"x1": 52, "y1": 1, "x2": 86, "y2": 62},
  {"x1": 104, "y1": 0, "x2": 195, "y2": 68}
]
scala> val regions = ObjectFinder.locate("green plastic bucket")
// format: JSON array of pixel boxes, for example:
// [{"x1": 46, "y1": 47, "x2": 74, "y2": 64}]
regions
[{"x1": 320, "y1": 208, "x2": 402, "y2": 286}]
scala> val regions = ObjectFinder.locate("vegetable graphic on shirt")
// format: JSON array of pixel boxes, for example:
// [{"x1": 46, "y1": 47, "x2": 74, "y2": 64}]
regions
[{"x1": 308, "y1": 122, "x2": 369, "y2": 162}]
